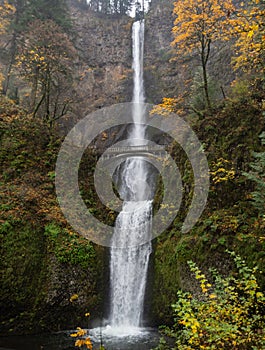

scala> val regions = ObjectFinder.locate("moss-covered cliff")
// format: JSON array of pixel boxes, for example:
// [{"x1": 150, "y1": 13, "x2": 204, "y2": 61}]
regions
[{"x1": 0, "y1": 97, "x2": 106, "y2": 334}]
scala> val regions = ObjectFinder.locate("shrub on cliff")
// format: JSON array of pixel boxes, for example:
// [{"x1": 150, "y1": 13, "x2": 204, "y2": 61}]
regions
[{"x1": 155, "y1": 251, "x2": 265, "y2": 350}]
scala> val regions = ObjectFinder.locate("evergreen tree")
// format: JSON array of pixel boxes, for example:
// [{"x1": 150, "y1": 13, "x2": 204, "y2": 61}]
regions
[
  {"x1": 119, "y1": 0, "x2": 132, "y2": 15},
  {"x1": 24, "y1": 0, "x2": 72, "y2": 30},
  {"x1": 1, "y1": 0, "x2": 28, "y2": 94},
  {"x1": 87, "y1": 0, "x2": 133, "y2": 15}
]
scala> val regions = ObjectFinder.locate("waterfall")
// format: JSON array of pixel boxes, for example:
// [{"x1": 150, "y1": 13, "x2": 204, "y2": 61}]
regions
[
  {"x1": 109, "y1": 19, "x2": 153, "y2": 329},
  {"x1": 132, "y1": 19, "x2": 145, "y2": 138}
]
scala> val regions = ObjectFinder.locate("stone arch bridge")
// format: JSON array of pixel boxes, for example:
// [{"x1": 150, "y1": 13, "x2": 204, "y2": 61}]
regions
[{"x1": 97, "y1": 144, "x2": 167, "y2": 161}]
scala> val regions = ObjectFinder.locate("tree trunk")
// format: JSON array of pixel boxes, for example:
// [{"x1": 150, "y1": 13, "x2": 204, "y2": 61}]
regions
[
  {"x1": 30, "y1": 68, "x2": 39, "y2": 113},
  {"x1": 45, "y1": 73, "x2": 51, "y2": 122},
  {"x1": 201, "y1": 37, "x2": 212, "y2": 111},
  {"x1": 202, "y1": 59, "x2": 211, "y2": 110},
  {"x1": 2, "y1": 33, "x2": 18, "y2": 95}
]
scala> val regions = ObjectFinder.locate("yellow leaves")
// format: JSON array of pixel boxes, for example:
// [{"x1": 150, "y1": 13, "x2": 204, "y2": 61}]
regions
[
  {"x1": 247, "y1": 29, "x2": 254, "y2": 38},
  {"x1": 0, "y1": 1, "x2": 15, "y2": 35},
  {"x1": 172, "y1": 0, "x2": 264, "y2": 76},
  {"x1": 210, "y1": 158, "x2": 235, "y2": 185},
  {"x1": 200, "y1": 284, "x2": 208, "y2": 294},
  {"x1": 0, "y1": 72, "x2": 4, "y2": 88},
  {"x1": 70, "y1": 327, "x2": 93, "y2": 349},
  {"x1": 74, "y1": 339, "x2": 84, "y2": 347},
  {"x1": 70, "y1": 294, "x2": 79, "y2": 302},
  {"x1": 75, "y1": 337, "x2": 93, "y2": 349},
  {"x1": 70, "y1": 327, "x2": 87, "y2": 338},
  {"x1": 151, "y1": 97, "x2": 185, "y2": 117},
  {"x1": 15, "y1": 19, "x2": 76, "y2": 89},
  {"x1": 233, "y1": 1, "x2": 265, "y2": 74},
  {"x1": 246, "y1": 24, "x2": 259, "y2": 39},
  {"x1": 209, "y1": 293, "x2": 217, "y2": 299},
  {"x1": 193, "y1": 320, "x2": 200, "y2": 329},
  {"x1": 179, "y1": 320, "x2": 186, "y2": 325},
  {"x1": 172, "y1": 0, "x2": 236, "y2": 53},
  {"x1": 171, "y1": 254, "x2": 265, "y2": 349},
  {"x1": 256, "y1": 292, "x2": 264, "y2": 299}
]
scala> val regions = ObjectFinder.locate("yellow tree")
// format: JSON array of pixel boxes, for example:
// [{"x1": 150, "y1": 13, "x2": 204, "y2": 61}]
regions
[
  {"x1": 0, "y1": 1, "x2": 15, "y2": 34},
  {"x1": 171, "y1": 0, "x2": 236, "y2": 110},
  {"x1": 0, "y1": 1, "x2": 15, "y2": 88},
  {"x1": 16, "y1": 19, "x2": 76, "y2": 125},
  {"x1": 233, "y1": 0, "x2": 265, "y2": 76}
]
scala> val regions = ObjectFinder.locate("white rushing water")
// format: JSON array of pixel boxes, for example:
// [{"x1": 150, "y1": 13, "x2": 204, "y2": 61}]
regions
[
  {"x1": 109, "y1": 19, "x2": 153, "y2": 331},
  {"x1": 131, "y1": 19, "x2": 145, "y2": 138}
]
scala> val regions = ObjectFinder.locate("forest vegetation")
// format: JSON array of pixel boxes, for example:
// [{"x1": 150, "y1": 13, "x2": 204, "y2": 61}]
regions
[{"x1": 0, "y1": 0, "x2": 264, "y2": 348}]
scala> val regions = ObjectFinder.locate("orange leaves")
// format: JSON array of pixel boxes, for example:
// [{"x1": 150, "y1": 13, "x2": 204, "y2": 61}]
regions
[
  {"x1": 172, "y1": 0, "x2": 236, "y2": 53},
  {"x1": 70, "y1": 327, "x2": 93, "y2": 349},
  {"x1": 75, "y1": 337, "x2": 93, "y2": 349},
  {"x1": 70, "y1": 327, "x2": 86, "y2": 337},
  {"x1": 151, "y1": 97, "x2": 185, "y2": 116}
]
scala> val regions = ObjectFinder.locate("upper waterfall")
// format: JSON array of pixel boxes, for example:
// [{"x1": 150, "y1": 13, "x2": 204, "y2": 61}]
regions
[{"x1": 131, "y1": 20, "x2": 146, "y2": 144}]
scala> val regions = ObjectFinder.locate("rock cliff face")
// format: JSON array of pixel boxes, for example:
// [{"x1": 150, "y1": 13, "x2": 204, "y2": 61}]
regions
[
  {"x1": 144, "y1": 0, "x2": 179, "y2": 103},
  {"x1": 69, "y1": 0, "x2": 178, "y2": 115},
  {"x1": 69, "y1": 3, "x2": 134, "y2": 119}
]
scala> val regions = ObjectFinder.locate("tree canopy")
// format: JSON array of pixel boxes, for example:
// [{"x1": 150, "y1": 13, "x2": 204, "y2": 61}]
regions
[
  {"x1": 0, "y1": 1, "x2": 15, "y2": 86},
  {"x1": 233, "y1": 0, "x2": 265, "y2": 76},
  {"x1": 16, "y1": 19, "x2": 76, "y2": 124},
  {"x1": 87, "y1": 0, "x2": 133, "y2": 15},
  {"x1": 171, "y1": 0, "x2": 237, "y2": 110}
]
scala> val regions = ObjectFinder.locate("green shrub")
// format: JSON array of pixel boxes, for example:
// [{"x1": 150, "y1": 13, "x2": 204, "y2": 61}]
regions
[
  {"x1": 155, "y1": 251, "x2": 265, "y2": 350},
  {"x1": 44, "y1": 223, "x2": 95, "y2": 268},
  {"x1": 243, "y1": 130, "x2": 265, "y2": 217}
]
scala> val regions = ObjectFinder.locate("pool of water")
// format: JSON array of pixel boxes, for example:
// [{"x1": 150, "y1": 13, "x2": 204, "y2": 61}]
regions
[{"x1": 0, "y1": 327, "x2": 160, "y2": 350}]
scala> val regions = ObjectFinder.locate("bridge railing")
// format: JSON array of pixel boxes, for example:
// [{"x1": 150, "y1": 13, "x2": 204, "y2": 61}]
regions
[
  {"x1": 96, "y1": 144, "x2": 168, "y2": 161},
  {"x1": 104, "y1": 144, "x2": 166, "y2": 154}
]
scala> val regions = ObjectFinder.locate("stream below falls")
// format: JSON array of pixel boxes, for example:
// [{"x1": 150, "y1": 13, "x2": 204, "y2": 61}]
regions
[{"x1": 0, "y1": 328, "x2": 160, "y2": 350}]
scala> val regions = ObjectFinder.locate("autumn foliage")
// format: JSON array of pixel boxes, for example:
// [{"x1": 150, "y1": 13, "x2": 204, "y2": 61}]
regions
[
  {"x1": 0, "y1": 1, "x2": 15, "y2": 86},
  {"x1": 16, "y1": 19, "x2": 76, "y2": 123},
  {"x1": 172, "y1": 0, "x2": 236, "y2": 109},
  {"x1": 233, "y1": 0, "x2": 265, "y2": 75},
  {"x1": 156, "y1": 252, "x2": 265, "y2": 350},
  {"x1": 171, "y1": 0, "x2": 264, "y2": 112},
  {"x1": 0, "y1": 1, "x2": 15, "y2": 35}
]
